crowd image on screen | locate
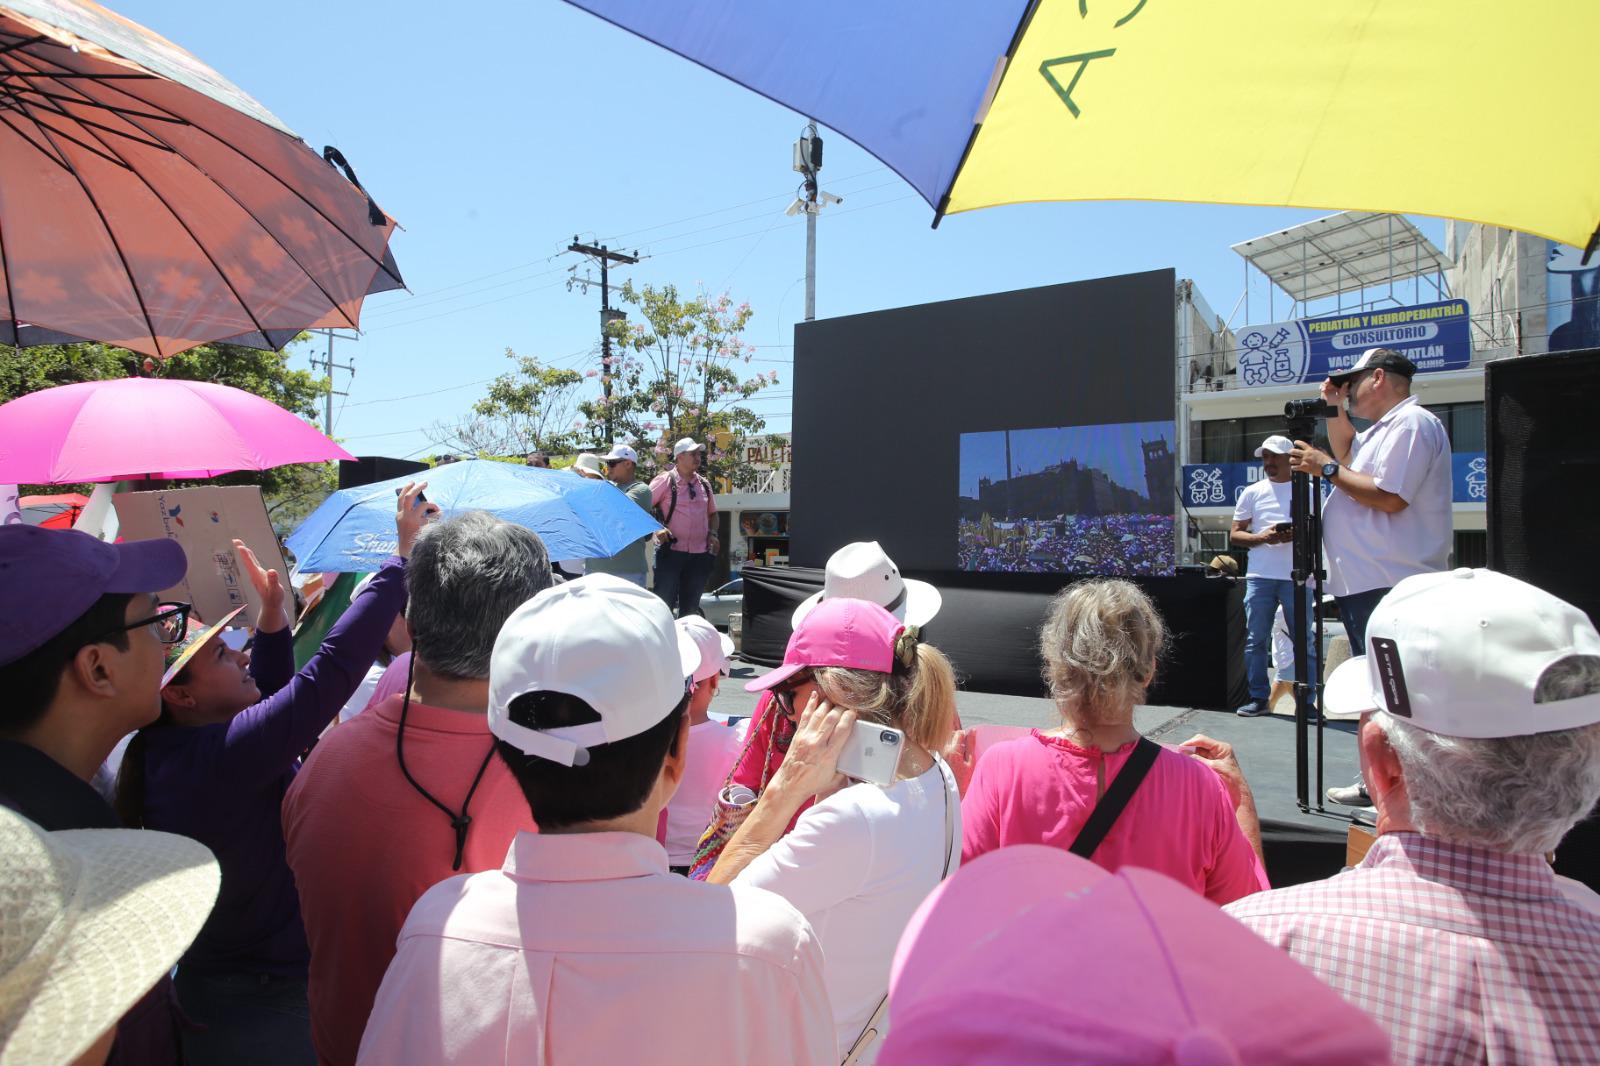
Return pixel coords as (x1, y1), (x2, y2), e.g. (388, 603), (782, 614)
(957, 513), (1176, 575)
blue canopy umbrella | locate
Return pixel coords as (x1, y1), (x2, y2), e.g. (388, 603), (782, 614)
(286, 459), (660, 572)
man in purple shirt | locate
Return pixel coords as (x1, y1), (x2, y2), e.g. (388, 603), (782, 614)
(0, 524), (190, 1065)
(115, 483), (437, 1066)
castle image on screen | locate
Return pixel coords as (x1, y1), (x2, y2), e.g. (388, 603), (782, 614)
(957, 421), (1176, 576)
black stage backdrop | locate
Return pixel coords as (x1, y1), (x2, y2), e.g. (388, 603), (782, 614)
(792, 268), (1176, 572)
(742, 565), (1247, 709)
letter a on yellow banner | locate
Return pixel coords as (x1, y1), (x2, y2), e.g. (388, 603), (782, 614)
(948, 0), (1600, 250)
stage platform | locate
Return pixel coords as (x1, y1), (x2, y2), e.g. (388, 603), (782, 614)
(711, 663), (1366, 887)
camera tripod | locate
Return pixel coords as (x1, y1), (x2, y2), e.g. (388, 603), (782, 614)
(1284, 402), (1331, 813)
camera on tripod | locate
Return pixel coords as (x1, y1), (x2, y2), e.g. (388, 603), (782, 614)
(1284, 398), (1338, 420)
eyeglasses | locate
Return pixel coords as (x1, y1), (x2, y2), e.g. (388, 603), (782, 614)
(99, 601), (192, 646)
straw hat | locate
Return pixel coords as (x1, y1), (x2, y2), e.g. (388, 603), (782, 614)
(0, 807), (220, 1064)
(161, 604), (246, 689)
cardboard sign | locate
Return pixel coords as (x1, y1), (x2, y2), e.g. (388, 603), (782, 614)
(113, 485), (289, 625)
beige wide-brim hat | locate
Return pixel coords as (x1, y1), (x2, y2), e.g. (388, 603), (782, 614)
(793, 541), (942, 629)
(0, 808), (220, 1065)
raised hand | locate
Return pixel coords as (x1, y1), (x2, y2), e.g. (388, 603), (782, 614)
(234, 539), (289, 633)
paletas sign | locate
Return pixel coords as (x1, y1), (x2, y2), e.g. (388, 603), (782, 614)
(1236, 299), (1472, 388)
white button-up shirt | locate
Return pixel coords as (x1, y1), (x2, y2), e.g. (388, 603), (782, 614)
(357, 830), (837, 1066)
(1322, 395), (1452, 596)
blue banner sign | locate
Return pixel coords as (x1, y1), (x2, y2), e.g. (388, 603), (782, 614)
(1183, 452), (1486, 509)
(1237, 299), (1473, 388)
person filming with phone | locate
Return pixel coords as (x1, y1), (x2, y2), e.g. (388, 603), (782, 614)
(705, 598), (961, 1063)
(1231, 436), (1318, 717)
(1287, 348), (1451, 807)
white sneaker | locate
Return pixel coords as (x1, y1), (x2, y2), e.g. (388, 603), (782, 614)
(1326, 780), (1371, 806)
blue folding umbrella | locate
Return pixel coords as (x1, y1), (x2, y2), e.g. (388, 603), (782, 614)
(286, 459), (661, 572)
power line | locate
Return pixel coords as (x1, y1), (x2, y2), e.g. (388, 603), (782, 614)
(357, 173), (901, 327)
(598, 166), (888, 244)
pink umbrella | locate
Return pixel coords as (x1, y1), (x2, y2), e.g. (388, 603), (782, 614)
(0, 377), (353, 483)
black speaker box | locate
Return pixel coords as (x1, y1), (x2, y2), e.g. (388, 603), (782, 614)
(337, 455), (430, 490)
(1485, 349), (1600, 625)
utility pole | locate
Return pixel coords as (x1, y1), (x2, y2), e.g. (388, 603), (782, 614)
(567, 238), (639, 444)
(308, 329), (356, 437)
(787, 122), (841, 322)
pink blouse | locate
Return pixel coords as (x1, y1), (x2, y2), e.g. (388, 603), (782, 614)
(961, 730), (1268, 904)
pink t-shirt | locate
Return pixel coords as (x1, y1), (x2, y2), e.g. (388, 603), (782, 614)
(961, 730), (1267, 904)
(650, 470), (717, 554)
(283, 693), (535, 1066)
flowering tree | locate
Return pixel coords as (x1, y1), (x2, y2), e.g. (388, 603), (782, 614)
(428, 348), (584, 458)
(584, 281), (778, 483)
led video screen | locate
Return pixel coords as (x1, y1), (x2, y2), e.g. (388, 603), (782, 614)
(791, 269), (1177, 578)
(958, 420), (1176, 575)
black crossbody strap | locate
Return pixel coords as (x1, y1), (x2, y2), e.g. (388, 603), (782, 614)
(1069, 737), (1161, 860)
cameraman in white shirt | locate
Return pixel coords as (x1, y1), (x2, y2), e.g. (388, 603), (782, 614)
(1289, 348), (1451, 806)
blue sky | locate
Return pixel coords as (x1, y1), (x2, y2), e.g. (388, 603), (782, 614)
(117, 1), (1447, 461)
(959, 421), (1173, 499)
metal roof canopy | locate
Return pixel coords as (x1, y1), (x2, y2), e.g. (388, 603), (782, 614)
(1232, 211), (1448, 303)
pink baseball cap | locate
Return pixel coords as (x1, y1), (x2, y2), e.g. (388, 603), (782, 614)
(879, 846), (1390, 1066)
(746, 597), (902, 693)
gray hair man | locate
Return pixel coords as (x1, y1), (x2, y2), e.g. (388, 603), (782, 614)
(1225, 569), (1600, 1065)
(283, 511), (553, 1066)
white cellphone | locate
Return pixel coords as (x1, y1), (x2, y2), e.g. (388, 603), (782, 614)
(836, 721), (904, 787)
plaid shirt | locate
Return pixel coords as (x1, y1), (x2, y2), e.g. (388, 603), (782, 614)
(1225, 833), (1600, 1065)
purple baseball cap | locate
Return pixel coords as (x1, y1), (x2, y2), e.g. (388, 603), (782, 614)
(0, 526), (188, 667)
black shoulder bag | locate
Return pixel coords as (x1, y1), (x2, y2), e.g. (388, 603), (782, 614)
(1069, 736), (1161, 859)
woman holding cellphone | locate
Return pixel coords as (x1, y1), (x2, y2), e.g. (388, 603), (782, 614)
(706, 597), (960, 1063)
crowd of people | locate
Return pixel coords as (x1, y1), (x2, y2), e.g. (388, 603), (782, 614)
(3, 390), (1600, 1064)
(957, 512), (1175, 575)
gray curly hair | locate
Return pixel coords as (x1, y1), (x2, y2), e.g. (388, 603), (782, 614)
(1039, 579), (1169, 725)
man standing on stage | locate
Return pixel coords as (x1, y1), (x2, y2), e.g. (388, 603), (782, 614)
(1231, 435), (1317, 717)
(1288, 347), (1451, 805)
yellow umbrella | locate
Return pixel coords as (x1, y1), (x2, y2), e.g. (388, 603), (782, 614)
(565, 1), (1600, 251)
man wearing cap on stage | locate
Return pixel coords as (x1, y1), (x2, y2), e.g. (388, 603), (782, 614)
(651, 437), (719, 617)
(1288, 347), (1450, 804)
(1225, 569), (1600, 1065)
(0, 524), (192, 1065)
(357, 575), (835, 1065)
(1232, 435), (1318, 717)
(589, 443), (655, 587)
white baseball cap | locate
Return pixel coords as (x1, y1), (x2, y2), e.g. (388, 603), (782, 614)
(1324, 568), (1600, 738)
(672, 437), (706, 458)
(793, 541), (942, 629)
(602, 444), (638, 464)
(488, 574), (698, 766)
(677, 615), (735, 683)
(1254, 435), (1294, 457)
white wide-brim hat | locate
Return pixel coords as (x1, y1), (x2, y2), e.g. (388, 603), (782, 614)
(793, 540), (942, 629)
(0, 808), (220, 1065)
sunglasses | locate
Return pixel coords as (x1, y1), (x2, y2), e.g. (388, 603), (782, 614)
(772, 673), (813, 717)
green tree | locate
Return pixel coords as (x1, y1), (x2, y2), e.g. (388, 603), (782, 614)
(427, 348), (584, 459)
(589, 282), (778, 484)
(0, 339), (336, 533)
